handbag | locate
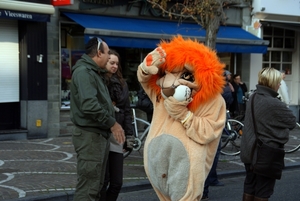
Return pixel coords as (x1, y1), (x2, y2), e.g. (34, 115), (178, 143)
(250, 93), (285, 180)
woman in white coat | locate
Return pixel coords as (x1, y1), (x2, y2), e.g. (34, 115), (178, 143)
(277, 70), (290, 107)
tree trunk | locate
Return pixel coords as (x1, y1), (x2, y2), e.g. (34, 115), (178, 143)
(205, 16), (219, 50)
(205, 0), (224, 50)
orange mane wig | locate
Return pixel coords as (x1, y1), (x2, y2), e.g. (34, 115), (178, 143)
(148, 35), (225, 112)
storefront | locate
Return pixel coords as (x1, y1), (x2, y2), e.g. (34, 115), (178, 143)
(59, 10), (269, 107)
(0, 0), (54, 140)
(53, 0), (272, 135)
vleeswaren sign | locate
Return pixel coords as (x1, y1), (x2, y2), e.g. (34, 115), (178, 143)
(52, 0), (73, 6)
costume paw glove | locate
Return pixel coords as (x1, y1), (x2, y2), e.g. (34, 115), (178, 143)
(140, 47), (166, 75)
(164, 96), (192, 122)
(123, 135), (135, 151)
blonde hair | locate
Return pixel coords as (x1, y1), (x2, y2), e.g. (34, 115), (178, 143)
(258, 67), (282, 90)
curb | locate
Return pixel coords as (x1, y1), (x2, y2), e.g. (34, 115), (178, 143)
(7, 162), (300, 201)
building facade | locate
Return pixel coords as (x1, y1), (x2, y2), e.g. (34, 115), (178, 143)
(1, 0), (299, 140)
(249, 0), (300, 120)
(0, 0), (54, 140)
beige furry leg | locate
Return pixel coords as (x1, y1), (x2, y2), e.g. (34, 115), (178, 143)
(152, 186), (171, 201)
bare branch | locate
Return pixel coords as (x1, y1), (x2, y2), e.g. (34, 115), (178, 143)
(145, 0), (245, 49)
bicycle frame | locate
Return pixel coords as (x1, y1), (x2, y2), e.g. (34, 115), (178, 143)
(221, 118), (244, 156)
(123, 108), (151, 158)
(131, 108), (151, 151)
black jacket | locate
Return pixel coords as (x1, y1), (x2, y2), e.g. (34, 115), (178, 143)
(107, 75), (133, 136)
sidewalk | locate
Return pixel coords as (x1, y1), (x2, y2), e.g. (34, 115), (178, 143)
(1, 131), (300, 201)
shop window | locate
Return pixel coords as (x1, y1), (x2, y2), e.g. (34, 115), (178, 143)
(60, 24), (85, 109)
(273, 37), (283, 48)
(61, 48), (71, 108)
(263, 51), (269, 62)
(262, 27), (295, 74)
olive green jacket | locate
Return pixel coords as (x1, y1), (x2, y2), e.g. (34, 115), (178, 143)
(70, 54), (115, 137)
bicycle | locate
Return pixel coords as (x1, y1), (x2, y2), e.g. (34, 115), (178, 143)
(226, 117), (300, 154)
(220, 118), (244, 156)
(123, 108), (151, 158)
(285, 122), (300, 153)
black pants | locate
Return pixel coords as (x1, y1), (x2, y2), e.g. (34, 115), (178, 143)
(243, 163), (276, 198)
(100, 151), (124, 201)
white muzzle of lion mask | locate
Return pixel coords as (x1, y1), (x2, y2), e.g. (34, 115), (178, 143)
(158, 71), (192, 101)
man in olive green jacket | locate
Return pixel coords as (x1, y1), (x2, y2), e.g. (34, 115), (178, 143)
(70, 37), (125, 201)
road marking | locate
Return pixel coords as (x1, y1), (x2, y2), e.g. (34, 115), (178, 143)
(124, 177), (148, 180)
(0, 184), (26, 198)
(26, 187), (75, 193)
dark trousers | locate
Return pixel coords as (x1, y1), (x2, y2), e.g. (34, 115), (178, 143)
(72, 127), (110, 201)
(100, 151), (124, 201)
(243, 163), (276, 198)
(203, 140), (221, 196)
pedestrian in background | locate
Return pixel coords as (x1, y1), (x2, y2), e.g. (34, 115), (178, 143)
(201, 141), (223, 200)
(136, 86), (154, 122)
(100, 49), (134, 201)
(277, 70), (290, 107)
(240, 67), (296, 201)
(225, 70), (233, 83)
(230, 74), (247, 117)
(222, 70), (234, 110)
(70, 37), (125, 201)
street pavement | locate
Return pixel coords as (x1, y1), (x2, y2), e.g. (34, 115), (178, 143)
(118, 168), (300, 201)
(0, 128), (300, 201)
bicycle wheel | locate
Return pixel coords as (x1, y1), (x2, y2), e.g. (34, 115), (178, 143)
(220, 119), (244, 156)
(234, 115), (244, 123)
(220, 128), (238, 151)
(285, 122), (300, 153)
(123, 119), (150, 159)
(123, 136), (145, 158)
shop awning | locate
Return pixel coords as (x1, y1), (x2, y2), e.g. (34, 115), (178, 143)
(63, 12), (269, 53)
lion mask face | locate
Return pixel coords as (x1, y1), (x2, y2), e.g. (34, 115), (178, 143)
(147, 35), (225, 112)
(157, 69), (194, 101)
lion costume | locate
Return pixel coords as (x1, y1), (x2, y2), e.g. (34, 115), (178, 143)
(137, 35), (226, 201)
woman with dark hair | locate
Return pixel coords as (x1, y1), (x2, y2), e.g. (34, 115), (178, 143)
(100, 50), (134, 201)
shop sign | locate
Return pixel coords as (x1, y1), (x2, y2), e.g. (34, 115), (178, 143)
(52, 0), (73, 6)
(0, 9), (50, 22)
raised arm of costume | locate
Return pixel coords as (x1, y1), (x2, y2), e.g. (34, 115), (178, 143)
(138, 47), (166, 75)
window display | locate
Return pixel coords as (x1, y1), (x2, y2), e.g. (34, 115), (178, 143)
(61, 48), (71, 108)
